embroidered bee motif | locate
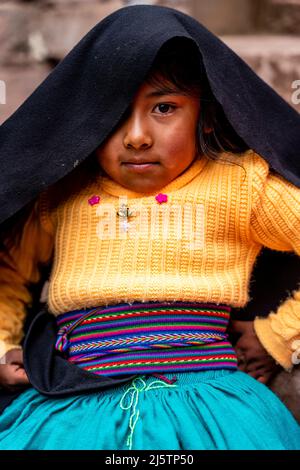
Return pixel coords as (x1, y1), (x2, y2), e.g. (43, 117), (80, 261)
(117, 204), (136, 232)
(117, 204), (134, 219)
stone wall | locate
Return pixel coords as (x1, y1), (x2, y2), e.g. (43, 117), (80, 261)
(222, 35), (300, 106)
(258, 0), (300, 34)
(0, 0), (125, 122)
(0, 0), (299, 123)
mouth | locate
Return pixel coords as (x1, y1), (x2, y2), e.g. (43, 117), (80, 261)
(121, 161), (159, 172)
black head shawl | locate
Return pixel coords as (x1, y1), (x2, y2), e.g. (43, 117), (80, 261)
(0, 4), (300, 226)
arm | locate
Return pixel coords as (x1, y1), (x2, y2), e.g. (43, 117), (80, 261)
(228, 250), (300, 383)
(0, 195), (54, 358)
(250, 171), (300, 371)
(231, 249), (300, 321)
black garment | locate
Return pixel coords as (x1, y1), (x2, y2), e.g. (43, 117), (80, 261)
(0, 5), (299, 226)
(0, 308), (136, 413)
(231, 249), (300, 321)
(0, 5), (299, 410)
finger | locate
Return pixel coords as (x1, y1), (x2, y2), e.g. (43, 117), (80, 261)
(9, 349), (23, 365)
(237, 359), (247, 369)
(245, 360), (274, 372)
(235, 348), (246, 360)
(5, 349), (24, 366)
(259, 365), (282, 384)
(237, 362), (247, 372)
(248, 370), (269, 382)
(257, 376), (269, 384)
(236, 349), (248, 371)
(257, 370), (278, 384)
(13, 367), (29, 383)
(248, 366), (277, 384)
(230, 321), (253, 334)
(7, 377), (30, 389)
(4, 365), (29, 387)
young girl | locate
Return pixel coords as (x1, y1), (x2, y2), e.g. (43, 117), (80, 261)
(0, 5), (299, 450)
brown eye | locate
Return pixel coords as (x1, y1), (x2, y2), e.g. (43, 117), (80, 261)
(158, 104), (170, 113)
(154, 103), (175, 114)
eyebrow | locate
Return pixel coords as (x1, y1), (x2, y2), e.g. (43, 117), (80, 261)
(145, 89), (183, 98)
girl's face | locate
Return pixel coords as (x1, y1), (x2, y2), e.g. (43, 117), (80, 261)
(96, 79), (200, 194)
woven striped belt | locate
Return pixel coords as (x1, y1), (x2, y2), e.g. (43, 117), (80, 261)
(55, 302), (238, 376)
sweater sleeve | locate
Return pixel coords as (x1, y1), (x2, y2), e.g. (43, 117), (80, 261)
(0, 194), (54, 358)
(250, 168), (300, 370)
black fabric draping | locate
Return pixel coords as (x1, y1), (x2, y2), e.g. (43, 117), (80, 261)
(0, 309), (136, 413)
(231, 250), (300, 321)
(0, 5), (299, 410)
(0, 5), (299, 226)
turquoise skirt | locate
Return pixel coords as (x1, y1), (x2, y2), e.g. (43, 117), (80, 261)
(0, 370), (299, 450)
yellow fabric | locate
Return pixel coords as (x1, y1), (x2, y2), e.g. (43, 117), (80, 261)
(0, 150), (299, 369)
(0, 199), (54, 356)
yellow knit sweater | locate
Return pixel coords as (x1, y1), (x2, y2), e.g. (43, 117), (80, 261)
(0, 150), (299, 369)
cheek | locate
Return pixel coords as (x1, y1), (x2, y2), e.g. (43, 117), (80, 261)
(96, 139), (118, 169)
(162, 124), (196, 157)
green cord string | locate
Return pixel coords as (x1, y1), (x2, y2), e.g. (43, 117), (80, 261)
(119, 376), (177, 450)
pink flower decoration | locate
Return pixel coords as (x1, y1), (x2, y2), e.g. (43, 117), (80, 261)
(88, 195), (100, 206)
(155, 193), (168, 204)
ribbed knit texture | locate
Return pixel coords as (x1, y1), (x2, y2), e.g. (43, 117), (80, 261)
(54, 302), (237, 375)
(45, 152), (265, 312)
(0, 150), (299, 368)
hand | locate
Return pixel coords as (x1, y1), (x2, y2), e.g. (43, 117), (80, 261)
(229, 320), (281, 385)
(0, 348), (30, 391)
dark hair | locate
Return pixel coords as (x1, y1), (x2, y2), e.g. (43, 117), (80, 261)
(145, 38), (249, 160)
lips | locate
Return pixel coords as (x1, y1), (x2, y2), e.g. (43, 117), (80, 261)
(122, 160), (159, 165)
(122, 161), (159, 173)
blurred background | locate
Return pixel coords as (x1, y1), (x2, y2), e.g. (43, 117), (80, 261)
(0, 0), (299, 123)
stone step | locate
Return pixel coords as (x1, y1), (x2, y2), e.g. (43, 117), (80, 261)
(258, 0), (300, 34)
(123, 0), (192, 14)
(0, 1), (124, 66)
(1, 3), (300, 124)
(192, 0), (300, 35)
(0, 64), (51, 124)
(222, 35), (300, 110)
(193, 0), (258, 35)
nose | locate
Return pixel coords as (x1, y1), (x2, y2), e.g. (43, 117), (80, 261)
(123, 113), (153, 150)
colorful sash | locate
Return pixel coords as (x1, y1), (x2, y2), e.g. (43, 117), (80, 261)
(55, 302), (237, 376)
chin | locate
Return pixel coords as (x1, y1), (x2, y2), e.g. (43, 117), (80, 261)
(121, 179), (164, 194)
(130, 185), (159, 194)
